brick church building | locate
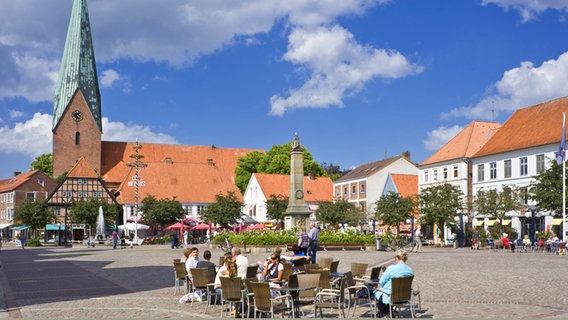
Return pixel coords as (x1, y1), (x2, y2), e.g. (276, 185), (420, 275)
(48, 0), (260, 241)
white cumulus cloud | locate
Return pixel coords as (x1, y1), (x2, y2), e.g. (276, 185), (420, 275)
(269, 25), (423, 116)
(100, 69), (131, 93)
(0, 113), (178, 158)
(442, 51), (568, 120)
(423, 125), (464, 151)
(482, 0), (568, 21)
(9, 110), (25, 119)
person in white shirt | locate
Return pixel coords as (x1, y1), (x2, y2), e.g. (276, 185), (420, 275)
(185, 247), (200, 275)
(232, 247), (249, 278)
(414, 227), (423, 253)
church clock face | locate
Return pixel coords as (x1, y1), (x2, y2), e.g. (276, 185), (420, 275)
(72, 110), (83, 122)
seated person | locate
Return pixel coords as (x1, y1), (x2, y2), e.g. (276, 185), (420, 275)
(522, 235), (531, 251)
(262, 253), (283, 282)
(281, 245), (309, 266)
(501, 234), (515, 252)
(196, 250), (216, 271)
(214, 255), (238, 294)
(374, 249), (414, 318)
(257, 248), (283, 272)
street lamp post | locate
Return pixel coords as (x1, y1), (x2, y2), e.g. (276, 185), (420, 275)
(454, 213), (464, 248)
(126, 140), (147, 247)
(525, 208), (536, 243)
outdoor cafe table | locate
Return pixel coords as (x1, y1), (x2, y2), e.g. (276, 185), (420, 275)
(271, 284), (316, 318)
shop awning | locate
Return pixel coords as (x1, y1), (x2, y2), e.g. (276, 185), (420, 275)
(552, 218), (564, 226)
(486, 220), (497, 226)
(11, 225), (31, 231)
(474, 220), (484, 227)
(502, 219), (511, 226)
(45, 224), (66, 231)
(0, 223), (13, 229)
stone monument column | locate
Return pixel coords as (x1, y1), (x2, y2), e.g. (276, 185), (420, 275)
(284, 134), (311, 230)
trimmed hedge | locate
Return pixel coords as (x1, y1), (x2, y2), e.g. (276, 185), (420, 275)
(214, 228), (376, 246)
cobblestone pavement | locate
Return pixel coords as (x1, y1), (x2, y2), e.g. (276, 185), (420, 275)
(0, 242), (567, 319)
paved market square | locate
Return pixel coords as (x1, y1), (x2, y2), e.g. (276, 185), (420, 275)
(0, 243), (567, 319)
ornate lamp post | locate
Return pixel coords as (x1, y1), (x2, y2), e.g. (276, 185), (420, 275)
(126, 140), (147, 246)
(525, 208), (536, 243)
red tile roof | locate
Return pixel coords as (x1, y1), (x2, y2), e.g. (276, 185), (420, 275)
(390, 174), (418, 198)
(474, 96), (568, 157)
(0, 170), (39, 192)
(253, 173), (333, 202)
(101, 142), (263, 203)
(421, 121), (501, 165)
(67, 157), (99, 178)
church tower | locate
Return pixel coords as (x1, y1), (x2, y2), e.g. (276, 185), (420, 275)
(52, 0), (102, 177)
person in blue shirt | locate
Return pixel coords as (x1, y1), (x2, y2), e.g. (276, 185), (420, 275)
(374, 249), (414, 317)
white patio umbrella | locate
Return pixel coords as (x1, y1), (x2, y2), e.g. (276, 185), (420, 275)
(118, 222), (150, 231)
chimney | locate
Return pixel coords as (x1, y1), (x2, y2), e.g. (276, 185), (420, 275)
(14, 171), (21, 177)
(207, 158), (215, 167)
(308, 171), (315, 181)
(402, 151), (411, 160)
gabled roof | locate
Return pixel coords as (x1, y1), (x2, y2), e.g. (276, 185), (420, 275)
(67, 157), (99, 178)
(253, 173), (333, 202)
(335, 155), (406, 182)
(421, 121), (501, 165)
(474, 96), (568, 158)
(0, 170), (42, 193)
(390, 174), (418, 198)
(101, 141), (263, 203)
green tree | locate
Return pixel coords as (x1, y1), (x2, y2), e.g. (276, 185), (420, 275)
(140, 195), (185, 228)
(475, 186), (523, 233)
(374, 192), (416, 235)
(316, 199), (363, 227)
(30, 153), (53, 177)
(200, 191), (243, 226)
(418, 183), (464, 237)
(530, 159), (564, 215)
(69, 199), (118, 230)
(234, 142), (327, 193)
(265, 194), (288, 224)
(320, 162), (348, 181)
(14, 200), (54, 232)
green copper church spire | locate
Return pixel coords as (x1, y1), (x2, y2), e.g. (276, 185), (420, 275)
(53, 0), (102, 132)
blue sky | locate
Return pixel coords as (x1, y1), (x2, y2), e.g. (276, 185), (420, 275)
(1, 0), (568, 179)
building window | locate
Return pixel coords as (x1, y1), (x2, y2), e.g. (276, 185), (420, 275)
(7, 207), (14, 220)
(442, 167), (448, 180)
(520, 187), (529, 205)
(536, 154), (545, 173)
(477, 164), (484, 182)
(344, 187), (347, 196)
(351, 186), (356, 194)
(197, 205), (204, 215)
(26, 192), (35, 201)
(75, 131), (80, 145)
(424, 170), (429, 183)
(433, 169), (438, 181)
(453, 165), (458, 178)
(520, 157), (528, 176)
(504, 160), (511, 178)
(360, 184), (365, 193)
(490, 162), (497, 180)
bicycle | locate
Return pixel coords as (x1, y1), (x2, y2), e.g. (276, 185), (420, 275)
(386, 235), (414, 252)
(219, 237), (233, 253)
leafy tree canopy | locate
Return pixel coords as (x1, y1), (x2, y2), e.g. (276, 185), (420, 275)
(418, 183), (464, 229)
(530, 159), (564, 215)
(374, 191), (416, 234)
(14, 200), (54, 231)
(474, 186), (523, 223)
(234, 142), (327, 193)
(320, 162), (349, 181)
(200, 191), (243, 226)
(69, 199), (118, 228)
(265, 194), (288, 223)
(316, 199), (363, 227)
(30, 153), (53, 177)
(140, 195), (185, 228)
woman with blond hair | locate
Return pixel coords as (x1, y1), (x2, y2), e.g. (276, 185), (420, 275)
(374, 249), (414, 317)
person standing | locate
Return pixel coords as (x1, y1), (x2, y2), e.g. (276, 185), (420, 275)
(413, 226), (423, 253)
(308, 223), (319, 263)
(20, 233), (26, 249)
(298, 225), (310, 255)
(472, 229), (480, 250)
(111, 230), (118, 249)
(183, 229), (189, 247)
